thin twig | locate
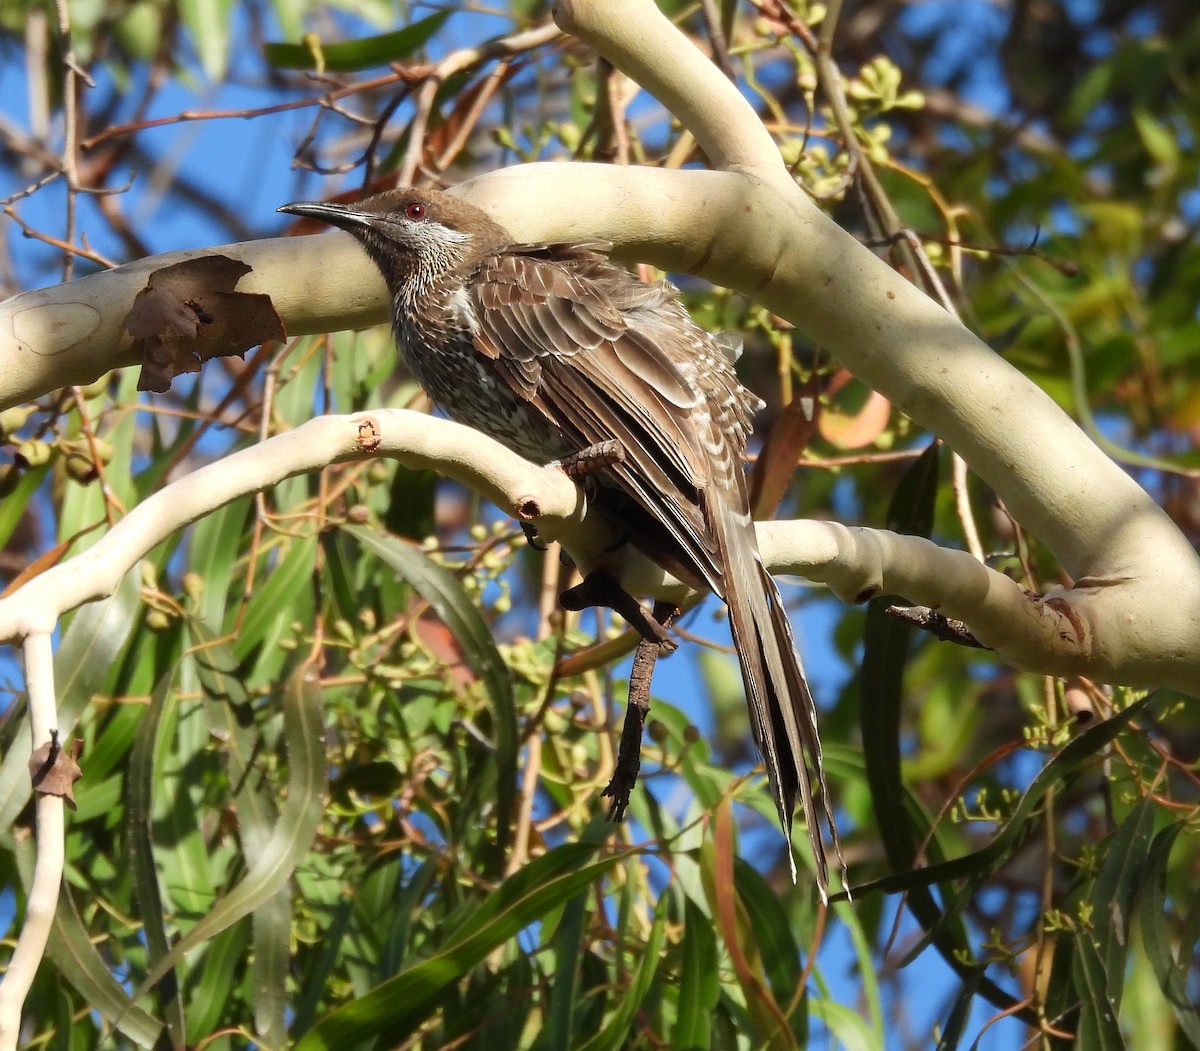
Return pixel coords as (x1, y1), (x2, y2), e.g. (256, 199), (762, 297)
(602, 62), (632, 166)
(24, 8), (50, 140)
(398, 77), (440, 187)
(67, 387), (123, 524)
(81, 69), (417, 150)
(793, 447), (924, 468)
(952, 452), (986, 562)
(432, 60), (513, 172)
(3, 206), (117, 268)
(697, 0), (735, 80)
(53, 0), (84, 281)
(0, 170), (63, 209)
(360, 88), (413, 186)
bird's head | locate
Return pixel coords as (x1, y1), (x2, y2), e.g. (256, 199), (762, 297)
(279, 188), (512, 297)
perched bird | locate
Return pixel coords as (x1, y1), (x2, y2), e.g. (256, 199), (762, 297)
(279, 188), (843, 898)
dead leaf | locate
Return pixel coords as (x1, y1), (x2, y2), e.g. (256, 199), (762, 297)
(126, 255), (285, 393)
(818, 370), (893, 450)
(0, 519), (104, 598)
(749, 376), (821, 519)
(413, 613), (476, 693)
(426, 61), (525, 162)
(28, 733), (84, 809)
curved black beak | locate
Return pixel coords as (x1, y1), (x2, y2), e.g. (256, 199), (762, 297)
(278, 200), (373, 231)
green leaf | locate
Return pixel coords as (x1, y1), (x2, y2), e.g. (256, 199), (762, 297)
(0, 463), (47, 550)
(1042, 931), (1079, 1051)
(126, 653), (187, 1044)
(132, 659), (327, 998)
(934, 969), (983, 1051)
(196, 636), (279, 857)
(1137, 823), (1200, 1047)
(1085, 792), (1157, 1011)
(252, 884), (292, 1045)
(75, 699), (142, 785)
(732, 858), (804, 1027)
(344, 524), (517, 859)
(673, 897), (719, 1051)
(384, 466), (438, 542)
(263, 11), (450, 72)
(293, 897), (355, 1039)
(294, 844), (624, 1050)
(188, 496), (250, 634)
(1073, 933), (1127, 1051)
(861, 441), (939, 874)
(576, 889), (668, 1051)
(154, 650), (219, 916)
(545, 890), (588, 1049)
(1132, 108), (1179, 172)
(809, 999), (878, 1051)
(233, 532), (316, 667)
(68, 770), (122, 822)
(319, 529), (360, 623)
(184, 921), (251, 1036)
(23, 846), (162, 1048)
(180, 0), (233, 79)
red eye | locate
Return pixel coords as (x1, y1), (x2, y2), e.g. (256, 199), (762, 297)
(404, 201), (426, 221)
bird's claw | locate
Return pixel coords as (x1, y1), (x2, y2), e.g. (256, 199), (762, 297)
(559, 571), (677, 652)
(519, 521), (548, 551)
(550, 439), (627, 482)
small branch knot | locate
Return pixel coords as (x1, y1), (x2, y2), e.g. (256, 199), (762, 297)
(355, 415), (382, 451)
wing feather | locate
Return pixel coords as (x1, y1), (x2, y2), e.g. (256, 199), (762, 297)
(469, 245), (726, 589)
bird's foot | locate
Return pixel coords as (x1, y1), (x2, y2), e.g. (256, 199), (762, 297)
(559, 571), (676, 653)
(602, 600), (679, 821)
(519, 521), (548, 551)
(550, 439), (626, 482)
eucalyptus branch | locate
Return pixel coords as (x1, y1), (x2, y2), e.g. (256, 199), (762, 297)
(0, 411), (583, 647)
(0, 413), (1193, 700)
(0, 633), (62, 1051)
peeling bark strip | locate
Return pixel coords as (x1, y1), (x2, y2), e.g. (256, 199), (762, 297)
(125, 255), (285, 393)
(28, 732), (83, 810)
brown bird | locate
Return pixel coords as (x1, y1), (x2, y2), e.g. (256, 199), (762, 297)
(279, 188), (843, 898)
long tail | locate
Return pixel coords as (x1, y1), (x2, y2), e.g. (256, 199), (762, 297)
(707, 490), (845, 901)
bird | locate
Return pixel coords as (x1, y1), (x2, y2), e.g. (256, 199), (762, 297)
(279, 187), (844, 899)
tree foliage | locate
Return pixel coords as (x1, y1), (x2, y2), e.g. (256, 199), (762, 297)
(0, 1), (1198, 1049)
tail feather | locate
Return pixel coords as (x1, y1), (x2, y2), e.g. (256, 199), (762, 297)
(707, 491), (845, 901)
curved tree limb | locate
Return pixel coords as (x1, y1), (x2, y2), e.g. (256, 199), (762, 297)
(0, 412), (584, 646)
(0, 411), (1191, 696)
